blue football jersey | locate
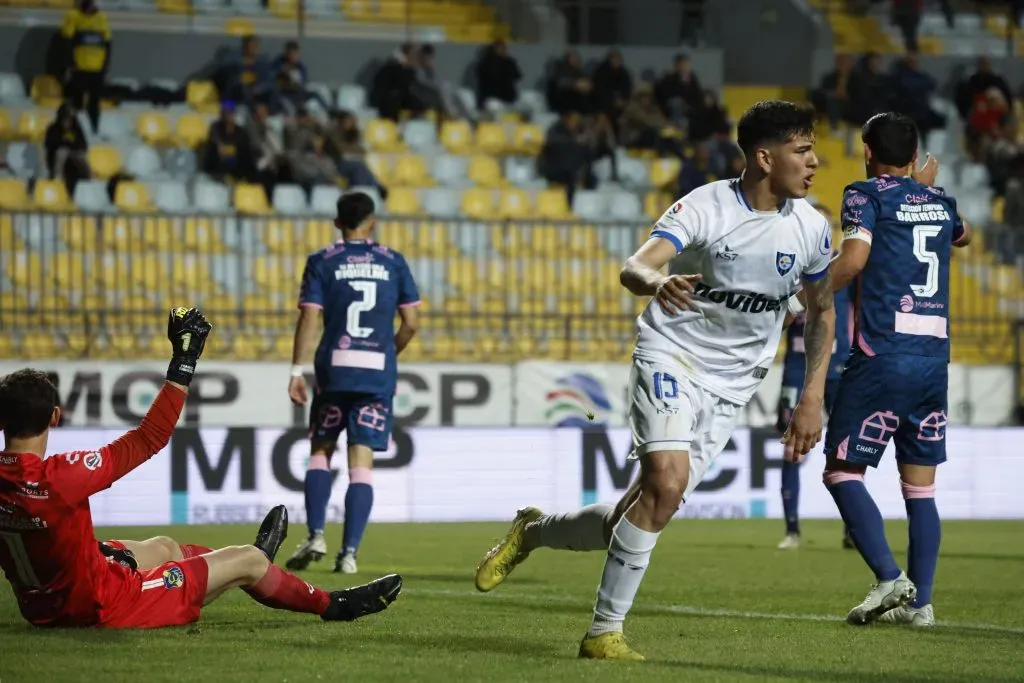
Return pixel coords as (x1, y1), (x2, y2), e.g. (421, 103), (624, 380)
(298, 239), (420, 395)
(840, 175), (967, 359)
(781, 282), (853, 386)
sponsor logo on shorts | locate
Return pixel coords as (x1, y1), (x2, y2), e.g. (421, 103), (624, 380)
(83, 452), (103, 471)
(162, 565), (185, 589)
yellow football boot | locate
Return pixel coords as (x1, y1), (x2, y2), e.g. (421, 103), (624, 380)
(474, 507), (543, 592)
(578, 632), (645, 661)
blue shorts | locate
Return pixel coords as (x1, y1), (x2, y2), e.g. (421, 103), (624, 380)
(775, 378), (841, 435)
(823, 353), (948, 468)
(308, 391), (393, 453)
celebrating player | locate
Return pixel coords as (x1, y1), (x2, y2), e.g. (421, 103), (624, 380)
(813, 113), (969, 627)
(286, 191), (421, 574)
(0, 308), (402, 629)
(475, 101), (836, 660)
(776, 204), (855, 551)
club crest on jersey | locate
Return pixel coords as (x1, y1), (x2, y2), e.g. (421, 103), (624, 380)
(775, 252), (796, 276)
(162, 566), (185, 589)
(669, 201), (684, 214)
(83, 451), (102, 471)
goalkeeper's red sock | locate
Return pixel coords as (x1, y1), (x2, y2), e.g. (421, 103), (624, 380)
(179, 544), (213, 559)
(244, 563), (331, 615)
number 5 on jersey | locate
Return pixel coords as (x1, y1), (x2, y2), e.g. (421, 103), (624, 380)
(346, 281), (377, 338)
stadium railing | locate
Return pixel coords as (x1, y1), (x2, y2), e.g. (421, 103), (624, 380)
(1, 211), (1022, 365)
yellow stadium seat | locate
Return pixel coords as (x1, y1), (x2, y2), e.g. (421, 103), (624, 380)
(393, 155), (433, 187)
(7, 252), (40, 287)
(440, 120), (473, 155)
(87, 145), (122, 179)
(17, 110), (47, 142)
(175, 114), (210, 148)
(136, 112), (171, 146)
(170, 258), (214, 296)
(497, 188), (533, 219)
(475, 122), (508, 155)
(0, 334), (17, 358)
(62, 215), (99, 250)
(650, 158), (681, 190)
(386, 188), (421, 217)
(140, 217), (174, 251)
(364, 119), (403, 152)
(186, 80), (220, 114)
(461, 188), (495, 219)
(253, 256), (290, 292)
(263, 220), (296, 253)
(229, 335), (263, 361)
(536, 189), (571, 220)
(644, 191), (671, 220)
(21, 332), (57, 360)
(0, 109), (12, 140)
(105, 333), (138, 358)
(155, 0), (191, 13)
(365, 154), (394, 186)
(267, 0), (296, 17)
(115, 182), (153, 212)
(225, 16), (255, 34)
(302, 220), (335, 251)
(30, 75), (62, 107)
(527, 225), (561, 255)
(127, 255), (166, 290)
(140, 332), (170, 359)
(0, 179), (31, 210)
(49, 252), (87, 289)
(513, 123), (544, 155)
(414, 221), (453, 257)
(32, 179), (71, 211)
(271, 334), (293, 361)
(182, 218), (227, 253)
(468, 155), (503, 188)
(567, 225), (599, 257)
(376, 220), (412, 250)
(235, 184), (272, 215)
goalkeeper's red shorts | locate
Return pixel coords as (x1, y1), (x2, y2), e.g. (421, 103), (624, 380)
(96, 550), (209, 629)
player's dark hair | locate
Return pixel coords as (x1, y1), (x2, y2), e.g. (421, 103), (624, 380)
(335, 192), (376, 231)
(736, 100), (815, 157)
(862, 112), (919, 168)
(0, 369), (60, 439)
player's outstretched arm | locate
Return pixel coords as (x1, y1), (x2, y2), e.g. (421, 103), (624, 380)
(288, 307), (320, 406)
(620, 237), (701, 314)
(48, 308), (212, 504)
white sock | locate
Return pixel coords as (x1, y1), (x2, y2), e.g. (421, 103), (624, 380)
(522, 504), (613, 552)
(588, 516), (660, 637)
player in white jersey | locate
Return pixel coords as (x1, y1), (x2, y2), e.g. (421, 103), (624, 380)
(473, 101), (837, 660)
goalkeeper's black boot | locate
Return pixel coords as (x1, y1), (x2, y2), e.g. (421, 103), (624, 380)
(321, 574), (403, 622)
(255, 505), (289, 562)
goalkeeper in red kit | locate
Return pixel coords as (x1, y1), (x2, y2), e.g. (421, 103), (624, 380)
(0, 308), (401, 629)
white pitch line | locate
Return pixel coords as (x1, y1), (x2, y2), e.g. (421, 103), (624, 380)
(407, 587), (1024, 636)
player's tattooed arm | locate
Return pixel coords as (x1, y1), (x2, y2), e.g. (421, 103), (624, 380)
(621, 236), (702, 314)
(801, 270), (836, 399)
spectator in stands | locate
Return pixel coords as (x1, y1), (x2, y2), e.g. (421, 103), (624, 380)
(986, 115), (1022, 196)
(271, 40), (328, 113)
(284, 106), (338, 189)
(846, 52), (891, 126)
(411, 44), (466, 120)
(226, 35), (272, 111)
(59, 0), (111, 136)
(44, 103), (90, 196)
(547, 50), (593, 115)
(708, 125), (743, 179)
(686, 89), (729, 143)
(676, 143), (714, 196)
(679, 0), (707, 46)
(889, 51), (945, 145)
(202, 101), (256, 184)
(323, 110), (389, 199)
(593, 49), (633, 123)
(1002, 155), (1024, 230)
(891, 0), (922, 52)
(810, 53), (854, 131)
(955, 57), (1012, 121)
(654, 54), (704, 122)
(619, 83), (683, 157)
(370, 43), (423, 122)
(969, 87), (1009, 141)
(476, 39), (521, 111)
(585, 112), (619, 183)
(538, 110), (597, 205)
(246, 102), (285, 198)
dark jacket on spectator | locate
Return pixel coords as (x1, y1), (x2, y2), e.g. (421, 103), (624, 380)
(203, 118), (255, 180)
(890, 61), (937, 121)
(846, 56), (892, 125)
(370, 51), (419, 120)
(539, 119), (589, 179)
(476, 42), (521, 107)
(593, 56), (632, 113)
(44, 111), (87, 178)
(654, 69), (703, 117)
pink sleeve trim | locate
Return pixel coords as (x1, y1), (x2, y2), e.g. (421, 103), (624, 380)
(399, 300), (422, 308)
(298, 302), (323, 310)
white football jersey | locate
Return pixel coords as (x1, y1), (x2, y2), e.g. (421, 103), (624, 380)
(635, 179), (832, 405)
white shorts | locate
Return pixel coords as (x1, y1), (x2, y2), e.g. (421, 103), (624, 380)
(629, 356), (742, 500)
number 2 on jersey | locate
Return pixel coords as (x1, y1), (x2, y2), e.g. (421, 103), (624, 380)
(0, 530), (41, 588)
(911, 225), (942, 298)
(346, 281), (377, 338)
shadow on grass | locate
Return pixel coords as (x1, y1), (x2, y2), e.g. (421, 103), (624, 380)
(684, 541), (1024, 564)
(651, 659), (1021, 683)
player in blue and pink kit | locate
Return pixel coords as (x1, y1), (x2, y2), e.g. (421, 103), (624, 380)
(818, 113), (970, 627)
(286, 191), (421, 575)
(776, 208), (855, 551)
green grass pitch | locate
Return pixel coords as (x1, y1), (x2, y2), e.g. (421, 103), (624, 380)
(1, 519), (1022, 683)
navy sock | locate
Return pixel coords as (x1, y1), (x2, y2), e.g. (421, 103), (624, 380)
(341, 482), (374, 555)
(303, 457), (333, 538)
(781, 460), (801, 535)
(827, 478), (900, 581)
(905, 495), (940, 607)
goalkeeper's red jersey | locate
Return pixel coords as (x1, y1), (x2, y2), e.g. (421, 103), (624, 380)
(0, 385), (184, 626)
